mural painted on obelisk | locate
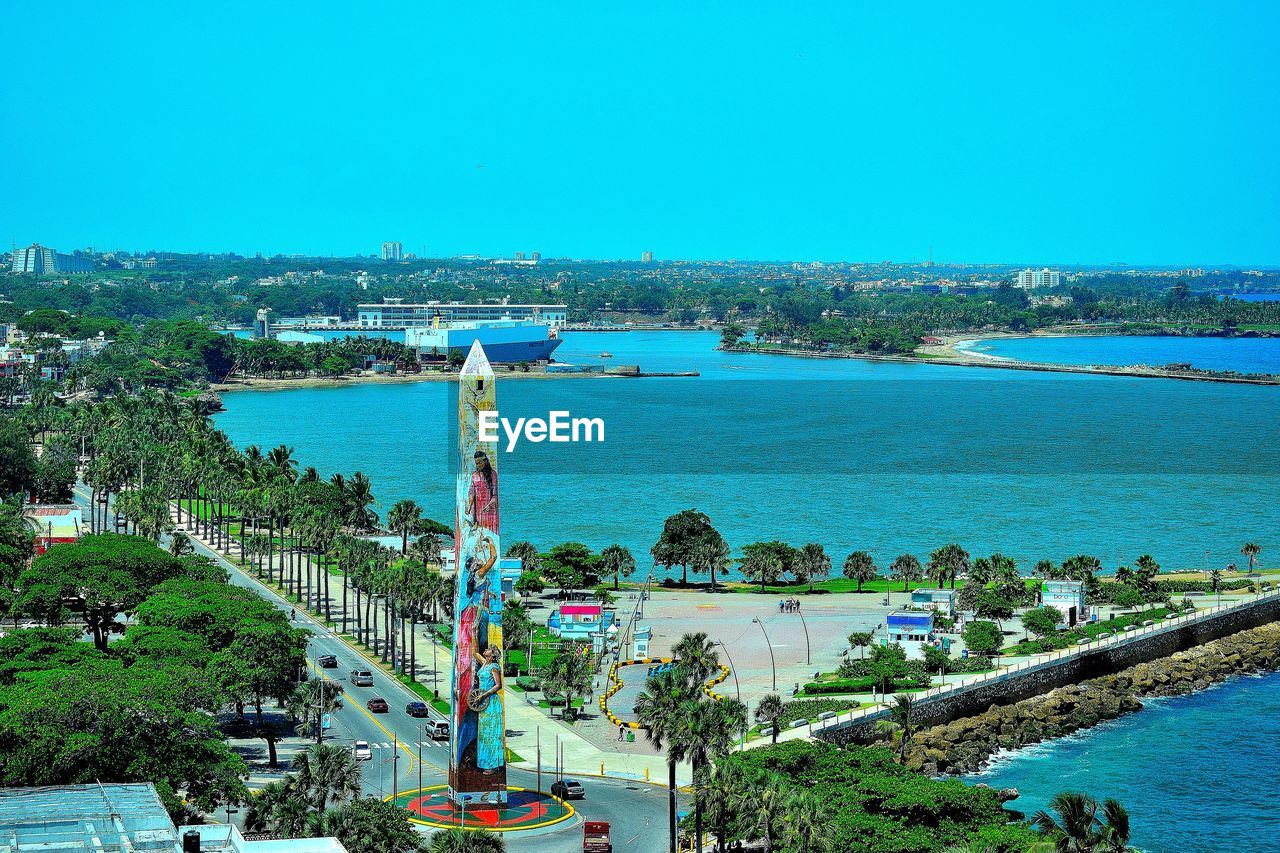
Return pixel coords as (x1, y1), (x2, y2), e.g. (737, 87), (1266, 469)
(450, 341), (507, 804)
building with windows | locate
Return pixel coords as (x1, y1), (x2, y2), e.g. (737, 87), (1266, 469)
(381, 241), (403, 261)
(883, 611), (936, 660)
(357, 300), (567, 330)
(641, 251), (654, 263)
(1042, 580), (1088, 625)
(0, 783), (347, 853)
(1016, 268), (1061, 289)
(910, 588), (957, 618)
(11, 244), (93, 275)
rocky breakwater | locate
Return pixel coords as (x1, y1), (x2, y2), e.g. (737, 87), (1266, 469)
(900, 622), (1280, 776)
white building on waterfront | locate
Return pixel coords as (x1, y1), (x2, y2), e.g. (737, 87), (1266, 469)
(357, 299), (567, 330)
(1042, 580), (1087, 625)
(884, 611), (936, 660)
(910, 588), (957, 618)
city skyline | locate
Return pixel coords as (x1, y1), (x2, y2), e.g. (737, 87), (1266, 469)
(4, 3), (1279, 265)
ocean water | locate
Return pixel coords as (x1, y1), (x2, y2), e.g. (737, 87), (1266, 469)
(967, 671), (1280, 852)
(212, 332), (1279, 577)
(959, 335), (1280, 374)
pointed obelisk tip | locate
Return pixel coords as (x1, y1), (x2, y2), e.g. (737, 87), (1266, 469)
(460, 339), (494, 377)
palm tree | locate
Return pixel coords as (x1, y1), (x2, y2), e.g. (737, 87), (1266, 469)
(754, 692), (785, 744)
(697, 761), (746, 853)
(1032, 791), (1133, 852)
(1210, 568), (1225, 605)
(784, 788), (832, 853)
(388, 499), (423, 554)
(634, 669), (696, 853)
(848, 630), (873, 660)
(291, 743), (362, 811)
(1242, 542), (1262, 576)
(429, 828), (505, 851)
(684, 698), (747, 851)
(543, 646), (593, 720)
(292, 677), (345, 745)
(928, 543), (971, 589)
(889, 694), (915, 759)
(742, 770), (788, 851)
(796, 543), (831, 592)
(842, 550), (878, 592)
(672, 631), (719, 688)
(599, 543), (637, 590)
(889, 553), (923, 592)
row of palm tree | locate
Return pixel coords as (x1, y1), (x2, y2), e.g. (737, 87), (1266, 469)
(634, 632), (748, 853)
(53, 392), (457, 684)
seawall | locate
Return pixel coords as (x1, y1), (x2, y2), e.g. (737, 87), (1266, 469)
(815, 593), (1280, 748)
(901, 621), (1280, 774)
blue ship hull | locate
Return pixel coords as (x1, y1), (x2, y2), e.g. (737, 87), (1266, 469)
(469, 336), (563, 363)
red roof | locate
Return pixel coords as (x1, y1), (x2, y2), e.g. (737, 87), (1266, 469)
(561, 604), (602, 616)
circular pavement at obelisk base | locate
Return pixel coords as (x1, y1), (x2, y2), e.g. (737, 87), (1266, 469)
(389, 786), (575, 832)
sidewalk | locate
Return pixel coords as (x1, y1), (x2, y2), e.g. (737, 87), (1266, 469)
(168, 506), (691, 787)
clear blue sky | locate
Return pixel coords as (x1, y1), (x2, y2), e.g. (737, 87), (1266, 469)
(4, 2), (1277, 264)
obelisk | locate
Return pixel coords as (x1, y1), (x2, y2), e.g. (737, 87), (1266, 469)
(449, 341), (508, 806)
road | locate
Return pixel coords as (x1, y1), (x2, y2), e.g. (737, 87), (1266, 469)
(75, 487), (672, 851)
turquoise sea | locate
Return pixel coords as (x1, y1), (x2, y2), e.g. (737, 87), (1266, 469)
(213, 331), (1280, 576)
(966, 670), (1280, 852)
(959, 334), (1280, 374)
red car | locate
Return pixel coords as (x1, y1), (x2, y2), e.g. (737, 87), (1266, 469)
(366, 698), (389, 713)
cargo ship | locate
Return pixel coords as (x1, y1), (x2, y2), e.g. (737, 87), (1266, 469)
(404, 318), (563, 364)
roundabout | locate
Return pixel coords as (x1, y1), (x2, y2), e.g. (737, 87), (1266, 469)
(389, 785), (575, 832)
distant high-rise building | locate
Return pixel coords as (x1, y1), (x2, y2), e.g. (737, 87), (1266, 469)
(514, 251), (525, 261)
(530, 251), (541, 262)
(253, 308), (272, 340)
(1016, 268), (1060, 289)
(641, 251), (654, 263)
(381, 242), (403, 261)
(11, 244), (93, 275)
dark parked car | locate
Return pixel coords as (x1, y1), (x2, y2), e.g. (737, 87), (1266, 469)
(406, 701), (431, 718)
(317, 654), (338, 668)
(366, 697), (390, 713)
(551, 779), (585, 800)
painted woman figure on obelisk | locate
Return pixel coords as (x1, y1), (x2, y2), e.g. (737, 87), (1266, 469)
(449, 341), (507, 806)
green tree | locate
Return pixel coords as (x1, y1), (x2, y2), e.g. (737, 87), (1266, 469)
(962, 620), (1003, 656)
(1021, 606), (1064, 639)
(847, 630), (873, 660)
(889, 553), (923, 592)
(429, 828), (504, 851)
(842, 550), (878, 592)
(1241, 542), (1262, 575)
(796, 543), (831, 592)
(319, 797), (427, 853)
(540, 542), (599, 593)
(13, 533), (187, 649)
(635, 669), (697, 853)
(1032, 792), (1133, 853)
(928, 543), (970, 589)
(973, 590), (1015, 630)
(719, 322), (745, 349)
(291, 743), (362, 811)
(599, 543), (636, 590)
(754, 693), (785, 744)
(651, 508), (725, 586)
(542, 645), (592, 719)
(387, 499), (423, 553)
(888, 694), (916, 760)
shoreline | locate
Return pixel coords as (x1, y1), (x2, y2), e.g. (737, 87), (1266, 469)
(732, 331), (1280, 386)
(210, 369), (644, 392)
(901, 620), (1280, 777)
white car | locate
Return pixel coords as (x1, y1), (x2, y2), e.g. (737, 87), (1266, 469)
(352, 740), (372, 761)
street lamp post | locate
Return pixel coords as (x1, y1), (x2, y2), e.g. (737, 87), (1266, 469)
(752, 618), (777, 691)
(713, 640), (745, 750)
(795, 608), (810, 665)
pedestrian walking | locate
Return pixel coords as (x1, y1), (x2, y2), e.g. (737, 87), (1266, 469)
(618, 725), (625, 741)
